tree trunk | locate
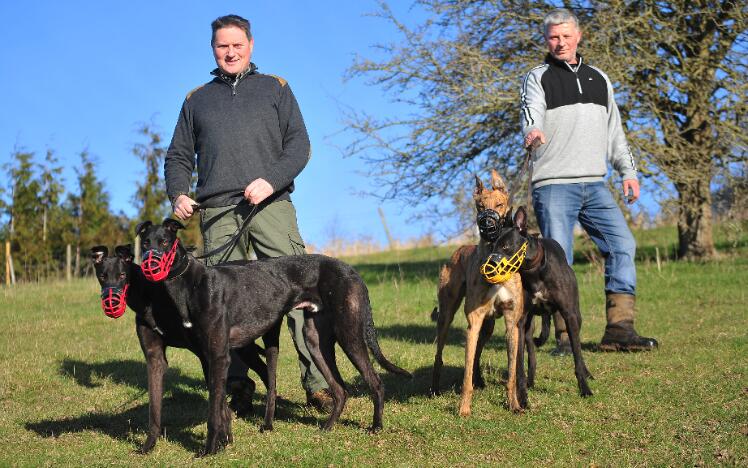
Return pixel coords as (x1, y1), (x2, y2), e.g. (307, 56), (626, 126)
(675, 179), (717, 260)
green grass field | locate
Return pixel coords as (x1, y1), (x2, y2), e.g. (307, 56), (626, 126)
(1, 224), (746, 466)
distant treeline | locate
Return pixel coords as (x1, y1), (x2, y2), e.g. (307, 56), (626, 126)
(0, 125), (201, 283)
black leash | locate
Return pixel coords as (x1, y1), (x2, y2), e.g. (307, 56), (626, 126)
(508, 139), (541, 209)
(194, 201), (260, 263)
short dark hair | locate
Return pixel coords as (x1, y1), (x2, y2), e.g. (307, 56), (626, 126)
(211, 14), (252, 46)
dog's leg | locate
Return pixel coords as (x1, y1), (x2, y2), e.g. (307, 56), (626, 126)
(502, 278), (525, 413)
(524, 312), (537, 389)
(202, 325), (231, 456)
(338, 321), (386, 432)
(515, 310), (529, 409)
(236, 342), (269, 390)
(560, 307), (593, 397)
(459, 302), (488, 417)
(473, 317), (495, 389)
(259, 323), (281, 432)
(431, 262), (465, 395)
(303, 314), (347, 431)
(137, 325), (167, 454)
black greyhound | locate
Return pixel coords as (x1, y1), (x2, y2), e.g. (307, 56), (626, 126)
(90, 245), (267, 454)
(483, 207), (593, 401)
(136, 218), (411, 455)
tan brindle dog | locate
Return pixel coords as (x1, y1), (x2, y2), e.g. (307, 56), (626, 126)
(431, 170), (526, 415)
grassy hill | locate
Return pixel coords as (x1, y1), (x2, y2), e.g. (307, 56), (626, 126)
(0, 224), (746, 466)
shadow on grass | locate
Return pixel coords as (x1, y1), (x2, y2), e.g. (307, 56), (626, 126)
(24, 358), (329, 453)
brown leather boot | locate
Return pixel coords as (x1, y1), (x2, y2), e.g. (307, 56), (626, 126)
(306, 388), (334, 413)
(226, 377), (256, 418)
(550, 311), (572, 356)
(599, 293), (658, 352)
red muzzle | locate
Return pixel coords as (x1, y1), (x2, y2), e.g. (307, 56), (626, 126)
(141, 238), (179, 282)
(101, 284), (129, 318)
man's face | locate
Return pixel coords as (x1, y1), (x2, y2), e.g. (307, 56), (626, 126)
(545, 22), (582, 63)
(212, 26), (253, 76)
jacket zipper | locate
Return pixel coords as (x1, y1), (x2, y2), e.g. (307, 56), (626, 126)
(567, 61), (583, 94)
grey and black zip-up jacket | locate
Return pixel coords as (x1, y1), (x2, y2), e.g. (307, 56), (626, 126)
(520, 54), (637, 188)
(165, 62), (311, 208)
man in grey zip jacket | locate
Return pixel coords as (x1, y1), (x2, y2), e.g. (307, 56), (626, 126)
(165, 14), (333, 413)
(520, 8), (658, 352)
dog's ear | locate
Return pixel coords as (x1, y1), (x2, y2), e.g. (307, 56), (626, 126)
(163, 218), (185, 233)
(114, 245), (134, 263)
(514, 206), (528, 235)
(135, 221), (152, 237)
(90, 246), (108, 264)
(473, 175), (485, 195)
(504, 206), (514, 225)
(490, 169), (507, 193)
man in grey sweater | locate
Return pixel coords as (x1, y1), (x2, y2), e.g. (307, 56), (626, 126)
(165, 14), (332, 412)
(520, 8), (658, 353)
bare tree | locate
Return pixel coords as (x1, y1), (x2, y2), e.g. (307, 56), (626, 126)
(346, 0), (747, 259)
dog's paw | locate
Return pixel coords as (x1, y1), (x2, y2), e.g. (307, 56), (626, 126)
(367, 424), (382, 434)
(199, 433), (228, 457)
(259, 423), (274, 433)
(138, 435), (158, 455)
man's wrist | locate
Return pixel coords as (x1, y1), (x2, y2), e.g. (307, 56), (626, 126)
(170, 192), (189, 207)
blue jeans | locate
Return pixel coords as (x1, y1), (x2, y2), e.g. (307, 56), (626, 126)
(532, 182), (636, 295)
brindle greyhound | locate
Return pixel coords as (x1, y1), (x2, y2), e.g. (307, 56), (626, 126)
(90, 245), (267, 454)
(136, 219), (411, 455)
(431, 171), (527, 415)
(91, 245), (268, 453)
(491, 207), (593, 398)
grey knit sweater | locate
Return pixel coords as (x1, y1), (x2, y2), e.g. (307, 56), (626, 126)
(165, 63), (311, 208)
(520, 54), (637, 188)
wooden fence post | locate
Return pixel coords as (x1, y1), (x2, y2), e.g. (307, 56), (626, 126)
(66, 244), (72, 281)
(5, 241), (9, 286)
(378, 207), (396, 251)
(134, 234), (141, 265)
(5, 241), (15, 285)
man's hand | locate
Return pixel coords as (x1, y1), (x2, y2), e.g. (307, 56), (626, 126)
(173, 194), (199, 220)
(622, 179), (640, 204)
(524, 129), (546, 149)
(244, 178), (274, 205)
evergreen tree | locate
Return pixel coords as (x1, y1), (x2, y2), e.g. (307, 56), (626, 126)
(131, 124), (170, 225)
(2, 149), (44, 281)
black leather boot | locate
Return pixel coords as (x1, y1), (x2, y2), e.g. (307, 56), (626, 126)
(599, 293), (658, 352)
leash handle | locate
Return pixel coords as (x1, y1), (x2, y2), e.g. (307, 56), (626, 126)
(194, 202), (259, 261)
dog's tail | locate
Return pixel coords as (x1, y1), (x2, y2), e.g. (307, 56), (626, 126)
(364, 306), (412, 378)
(533, 314), (551, 347)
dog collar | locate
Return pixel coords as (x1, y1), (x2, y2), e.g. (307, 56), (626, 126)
(480, 241), (528, 284)
(521, 238), (544, 273)
(164, 255), (191, 281)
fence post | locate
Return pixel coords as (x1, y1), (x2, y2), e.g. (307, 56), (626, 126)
(5, 241), (15, 285)
(134, 234), (141, 265)
(5, 241), (9, 286)
(66, 244), (72, 281)
(378, 207), (396, 251)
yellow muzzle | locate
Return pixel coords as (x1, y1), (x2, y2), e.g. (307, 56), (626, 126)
(480, 241), (528, 284)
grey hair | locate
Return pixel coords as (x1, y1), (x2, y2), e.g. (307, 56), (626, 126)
(543, 8), (580, 35)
